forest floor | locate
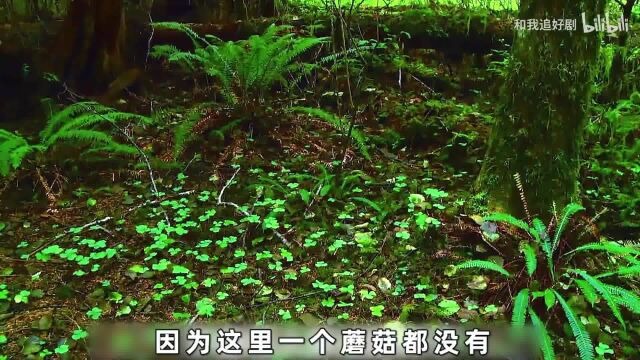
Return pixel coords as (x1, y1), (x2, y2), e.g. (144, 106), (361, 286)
(0, 9), (639, 359)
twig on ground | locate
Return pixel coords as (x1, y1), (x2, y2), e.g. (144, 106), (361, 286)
(216, 167), (292, 245)
(26, 190), (195, 258)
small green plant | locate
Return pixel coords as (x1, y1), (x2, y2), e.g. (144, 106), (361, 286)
(152, 22), (327, 109)
(0, 102), (148, 193)
(455, 203), (640, 360)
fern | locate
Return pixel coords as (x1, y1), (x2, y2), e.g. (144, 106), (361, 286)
(290, 107), (371, 160)
(532, 218), (549, 241)
(173, 110), (203, 160)
(532, 217), (553, 263)
(455, 260), (510, 277)
(552, 203), (584, 252)
(605, 284), (640, 314)
(152, 22), (210, 48)
(575, 279), (598, 305)
(570, 269), (625, 330)
(352, 197), (383, 215)
(529, 307), (556, 360)
(520, 242), (538, 276)
(1, 102), (148, 178)
(569, 241), (640, 256)
(153, 23), (328, 107)
(511, 288), (529, 327)
(597, 264), (640, 279)
(0, 130), (37, 176)
(553, 290), (594, 360)
(483, 212), (538, 241)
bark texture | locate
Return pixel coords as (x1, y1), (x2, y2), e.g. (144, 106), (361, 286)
(477, 0), (607, 220)
(53, 0), (126, 92)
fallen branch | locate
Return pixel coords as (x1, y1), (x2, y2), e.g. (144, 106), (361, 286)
(217, 167), (290, 245)
(26, 190), (196, 258)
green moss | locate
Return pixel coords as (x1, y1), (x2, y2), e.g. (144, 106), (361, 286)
(478, 0), (607, 219)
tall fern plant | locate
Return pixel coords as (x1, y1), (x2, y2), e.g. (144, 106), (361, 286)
(1, 102), (148, 196)
(151, 22), (328, 111)
(454, 204), (640, 360)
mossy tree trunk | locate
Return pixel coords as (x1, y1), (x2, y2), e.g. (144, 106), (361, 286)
(603, 0), (637, 101)
(477, 0), (606, 220)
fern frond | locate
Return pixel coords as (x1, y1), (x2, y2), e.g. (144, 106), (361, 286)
(613, 264), (640, 277)
(532, 218), (548, 240)
(596, 264), (640, 279)
(455, 260), (510, 277)
(483, 213), (537, 240)
(52, 129), (120, 147)
(352, 197), (383, 214)
(9, 144), (38, 170)
(552, 203), (584, 252)
(568, 241), (640, 256)
(553, 290), (594, 360)
(40, 102), (110, 140)
(529, 307), (555, 360)
(152, 22), (208, 47)
(0, 132), (31, 176)
(173, 111), (202, 160)
(530, 218), (553, 270)
(605, 284), (640, 314)
(570, 269), (625, 329)
(575, 279), (598, 305)
(520, 242), (538, 276)
(168, 52), (204, 70)
(511, 288), (529, 327)
(624, 255), (640, 265)
(153, 23), (324, 107)
(41, 103), (147, 161)
(150, 44), (181, 59)
(290, 107), (370, 160)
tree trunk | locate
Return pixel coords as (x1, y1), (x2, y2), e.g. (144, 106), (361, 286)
(53, 0), (126, 93)
(602, 0), (636, 101)
(477, 0), (606, 220)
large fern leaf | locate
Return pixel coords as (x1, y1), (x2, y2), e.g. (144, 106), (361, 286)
(553, 290), (594, 360)
(152, 23), (326, 107)
(575, 279), (598, 305)
(596, 264), (640, 279)
(455, 260), (510, 277)
(511, 288), (529, 327)
(483, 212), (538, 240)
(520, 242), (538, 276)
(551, 203), (584, 252)
(605, 284), (640, 314)
(529, 307), (555, 360)
(570, 269), (625, 330)
(40, 102), (111, 140)
(569, 241), (640, 256)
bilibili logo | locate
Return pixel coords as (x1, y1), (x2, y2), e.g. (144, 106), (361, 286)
(581, 12), (630, 34)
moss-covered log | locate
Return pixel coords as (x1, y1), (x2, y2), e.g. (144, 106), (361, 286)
(149, 7), (513, 56)
(477, 0), (606, 220)
(151, 0), (275, 23)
